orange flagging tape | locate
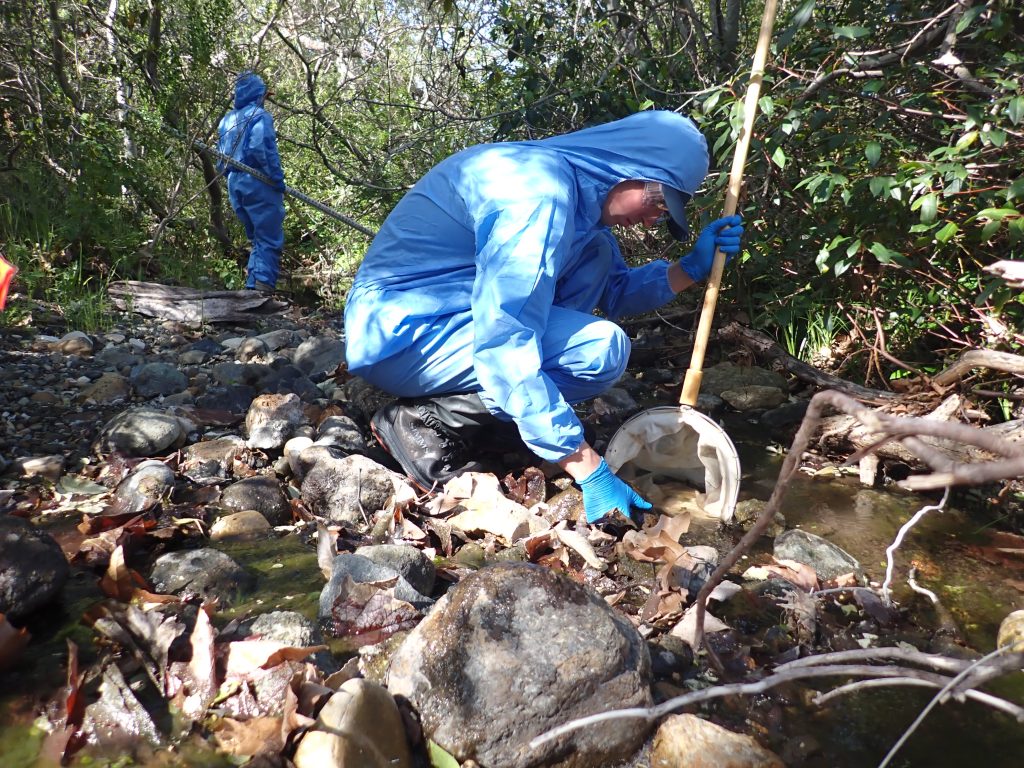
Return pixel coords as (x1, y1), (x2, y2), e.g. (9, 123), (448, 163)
(0, 254), (16, 310)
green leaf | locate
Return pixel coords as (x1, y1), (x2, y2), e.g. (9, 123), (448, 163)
(868, 176), (892, 196)
(869, 242), (902, 264)
(977, 207), (1020, 221)
(777, 0), (816, 49)
(1009, 96), (1024, 126)
(865, 142), (881, 167)
(956, 5), (985, 33)
(771, 146), (786, 168)
(913, 193), (939, 224)
(428, 740), (460, 768)
(815, 247), (832, 273)
(935, 221), (958, 244)
(981, 219), (1002, 240)
(1007, 178), (1024, 202)
(833, 25), (871, 39)
(950, 131), (974, 150)
(982, 128), (1007, 147)
(758, 95), (775, 117)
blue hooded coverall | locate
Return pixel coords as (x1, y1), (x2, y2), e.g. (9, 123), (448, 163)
(217, 73), (285, 289)
(344, 110), (709, 465)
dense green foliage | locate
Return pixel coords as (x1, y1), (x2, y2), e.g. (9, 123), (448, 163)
(1, 0), (1021, 385)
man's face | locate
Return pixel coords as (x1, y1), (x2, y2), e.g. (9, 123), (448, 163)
(601, 180), (666, 229)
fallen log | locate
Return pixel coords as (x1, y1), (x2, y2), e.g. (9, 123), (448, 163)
(718, 321), (897, 404)
(931, 348), (1024, 387)
(108, 280), (287, 325)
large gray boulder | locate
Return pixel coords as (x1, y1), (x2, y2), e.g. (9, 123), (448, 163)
(388, 562), (652, 768)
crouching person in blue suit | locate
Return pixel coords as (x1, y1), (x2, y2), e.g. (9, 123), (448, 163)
(218, 72), (285, 292)
(344, 111), (743, 524)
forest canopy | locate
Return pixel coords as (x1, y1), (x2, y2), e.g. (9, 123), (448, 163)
(0, 0), (1021, 383)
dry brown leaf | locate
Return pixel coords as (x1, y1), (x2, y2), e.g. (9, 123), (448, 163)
(764, 557), (819, 592)
(99, 544), (151, 601)
(321, 575), (422, 647)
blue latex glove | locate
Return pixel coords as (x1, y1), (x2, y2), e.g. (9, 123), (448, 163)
(678, 215), (744, 282)
(578, 459), (653, 523)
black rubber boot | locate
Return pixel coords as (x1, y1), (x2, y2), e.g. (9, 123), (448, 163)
(371, 393), (524, 491)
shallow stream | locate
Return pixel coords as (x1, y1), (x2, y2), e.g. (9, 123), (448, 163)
(3, 419), (1024, 766)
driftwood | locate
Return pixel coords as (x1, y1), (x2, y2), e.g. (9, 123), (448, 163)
(820, 394), (1024, 473)
(108, 280), (287, 326)
(932, 348), (1024, 387)
(718, 321), (896, 403)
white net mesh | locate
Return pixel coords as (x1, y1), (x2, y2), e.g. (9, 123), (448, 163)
(605, 406), (740, 522)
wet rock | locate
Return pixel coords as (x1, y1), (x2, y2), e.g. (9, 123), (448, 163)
(701, 362), (788, 397)
(132, 361), (188, 397)
(256, 328), (297, 351)
(648, 634), (694, 681)
(759, 400), (809, 440)
(210, 510), (272, 541)
(294, 336), (345, 377)
(149, 548), (254, 606)
(316, 415), (365, 452)
(111, 460), (176, 513)
(96, 346), (139, 372)
(292, 678), (412, 768)
(53, 331), (94, 356)
(76, 372), (130, 404)
(220, 476), (291, 525)
(95, 407), (187, 457)
(774, 529), (863, 581)
(246, 610), (324, 647)
(732, 499), (786, 537)
(235, 336), (270, 362)
(720, 385), (787, 412)
(319, 553), (434, 622)
(355, 544), (436, 595)
(245, 392), (305, 449)
(387, 562), (652, 768)
(651, 713), (784, 768)
(0, 516), (70, 618)
(301, 454), (396, 526)
(195, 384), (255, 414)
(180, 436), (246, 482)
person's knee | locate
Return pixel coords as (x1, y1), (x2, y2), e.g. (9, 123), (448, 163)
(571, 320), (629, 385)
(595, 322), (630, 383)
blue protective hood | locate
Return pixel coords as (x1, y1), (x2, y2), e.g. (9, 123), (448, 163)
(524, 110), (709, 226)
(234, 73), (266, 109)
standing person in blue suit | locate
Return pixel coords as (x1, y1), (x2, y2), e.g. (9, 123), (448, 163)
(344, 110), (743, 524)
(217, 72), (285, 292)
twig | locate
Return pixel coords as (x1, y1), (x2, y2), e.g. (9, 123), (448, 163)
(907, 566), (939, 604)
(813, 677), (1024, 720)
(881, 488), (950, 604)
(529, 652), (1024, 751)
